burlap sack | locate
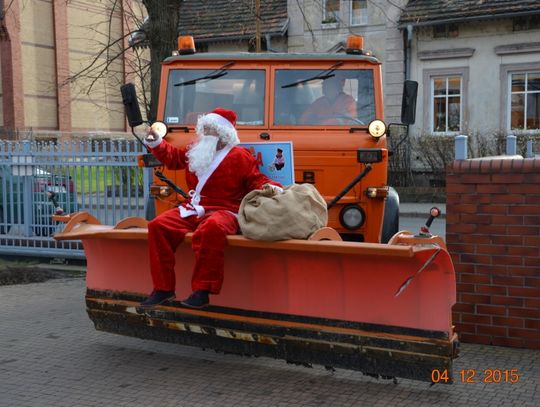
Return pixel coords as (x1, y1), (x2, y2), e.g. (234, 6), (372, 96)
(238, 183), (327, 241)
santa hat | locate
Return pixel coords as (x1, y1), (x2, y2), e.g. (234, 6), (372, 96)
(195, 107), (240, 146)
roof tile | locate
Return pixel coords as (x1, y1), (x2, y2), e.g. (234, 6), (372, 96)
(179, 0), (288, 41)
(400, 0), (540, 26)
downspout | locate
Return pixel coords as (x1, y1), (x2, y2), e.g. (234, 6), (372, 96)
(265, 33), (278, 53)
(405, 24), (413, 80)
(403, 24), (414, 183)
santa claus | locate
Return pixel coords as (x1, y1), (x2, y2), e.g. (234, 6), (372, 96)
(140, 108), (283, 308)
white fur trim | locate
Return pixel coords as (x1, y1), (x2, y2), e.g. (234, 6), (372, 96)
(196, 113), (239, 146)
(203, 113), (235, 130)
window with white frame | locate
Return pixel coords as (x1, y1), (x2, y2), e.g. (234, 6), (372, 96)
(351, 0), (368, 25)
(509, 71), (540, 130)
(431, 76), (462, 133)
(323, 0), (340, 24)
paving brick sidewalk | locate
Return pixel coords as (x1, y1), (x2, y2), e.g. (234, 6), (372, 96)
(1, 278), (538, 407)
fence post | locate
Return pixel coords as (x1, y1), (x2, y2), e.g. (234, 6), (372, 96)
(18, 140), (35, 237)
(142, 167), (155, 220)
(526, 140), (534, 158)
(455, 135), (468, 160)
(506, 134), (517, 155)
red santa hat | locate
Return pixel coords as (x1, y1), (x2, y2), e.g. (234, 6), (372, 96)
(195, 107), (240, 146)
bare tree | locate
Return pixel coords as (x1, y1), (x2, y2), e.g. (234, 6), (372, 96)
(65, 0), (182, 122)
(141, 0), (182, 121)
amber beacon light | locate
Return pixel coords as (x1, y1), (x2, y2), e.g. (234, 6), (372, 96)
(178, 36), (196, 54)
(346, 35), (364, 54)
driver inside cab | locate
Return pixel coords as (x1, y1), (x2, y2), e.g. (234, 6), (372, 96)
(299, 75), (357, 125)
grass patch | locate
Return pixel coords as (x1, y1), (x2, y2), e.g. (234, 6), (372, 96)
(70, 167), (143, 195)
(0, 257), (85, 286)
(72, 167), (113, 194)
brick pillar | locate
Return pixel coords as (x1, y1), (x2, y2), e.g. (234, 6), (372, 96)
(53, 0), (72, 136)
(447, 157), (540, 350)
(0, 0), (25, 137)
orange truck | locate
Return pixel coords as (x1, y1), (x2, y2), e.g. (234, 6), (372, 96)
(54, 36), (458, 383)
(149, 36), (407, 243)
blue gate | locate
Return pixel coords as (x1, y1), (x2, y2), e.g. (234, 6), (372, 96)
(0, 139), (150, 258)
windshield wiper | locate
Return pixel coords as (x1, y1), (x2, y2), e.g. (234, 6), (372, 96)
(281, 61), (344, 88)
(174, 61), (235, 87)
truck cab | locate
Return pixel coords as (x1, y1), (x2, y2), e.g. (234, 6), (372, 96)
(152, 37), (402, 243)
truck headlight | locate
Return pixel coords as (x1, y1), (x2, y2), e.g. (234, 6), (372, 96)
(339, 205), (365, 230)
(368, 120), (386, 140)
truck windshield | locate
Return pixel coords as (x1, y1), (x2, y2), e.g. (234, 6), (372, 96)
(274, 69), (375, 126)
(164, 69), (265, 126)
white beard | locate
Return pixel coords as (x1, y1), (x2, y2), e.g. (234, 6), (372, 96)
(187, 135), (219, 178)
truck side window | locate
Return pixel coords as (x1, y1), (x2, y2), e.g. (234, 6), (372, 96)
(164, 69), (266, 126)
(274, 69), (375, 126)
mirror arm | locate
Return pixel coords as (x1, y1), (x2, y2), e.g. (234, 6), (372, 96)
(390, 133), (409, 151)
(132, 128), (151, 152)
(174, 127), (190, 133)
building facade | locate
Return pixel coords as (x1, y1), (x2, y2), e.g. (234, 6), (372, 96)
(0, 0), (290, 140)
(0, 0), (145, 140)
(400, 1), (540, 143)
(4, 0), (539, 148)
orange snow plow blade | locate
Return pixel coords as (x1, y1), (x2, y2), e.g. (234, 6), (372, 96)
(54, 212), (458, 383)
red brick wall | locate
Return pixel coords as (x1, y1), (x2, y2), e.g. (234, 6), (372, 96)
(447, 157), (540, 349)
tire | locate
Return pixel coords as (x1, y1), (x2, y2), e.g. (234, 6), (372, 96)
(381, 187), (399, 244)
(145, 196), (156, 221)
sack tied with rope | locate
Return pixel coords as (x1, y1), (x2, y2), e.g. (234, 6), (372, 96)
(238, 183), (328, 241)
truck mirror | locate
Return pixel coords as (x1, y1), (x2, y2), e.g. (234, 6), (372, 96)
(387, 123), (408, 140)
(120, 83), (144, 128)
(401, 80), (418, 125)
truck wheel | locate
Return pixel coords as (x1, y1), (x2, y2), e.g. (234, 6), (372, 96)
(145, 196), (156, 221)
(381, 187), (399, 244)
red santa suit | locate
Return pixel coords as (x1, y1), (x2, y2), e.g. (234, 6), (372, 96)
(146, 110), (281, 295)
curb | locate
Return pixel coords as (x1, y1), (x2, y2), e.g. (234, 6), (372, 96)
(35, 263), (87, 273)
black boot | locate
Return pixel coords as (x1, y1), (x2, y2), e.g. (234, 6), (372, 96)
(139, 290), (175, 307)
(181, 290), (209, 308)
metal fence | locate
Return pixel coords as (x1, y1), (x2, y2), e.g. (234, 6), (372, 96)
(0, 139), (149, 258)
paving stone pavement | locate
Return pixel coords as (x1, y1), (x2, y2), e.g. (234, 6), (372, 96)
(0, 278), (538, 407)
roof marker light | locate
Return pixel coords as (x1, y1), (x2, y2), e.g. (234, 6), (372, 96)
(178, 36), (196, 55)
(346, 35), (364, 55)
